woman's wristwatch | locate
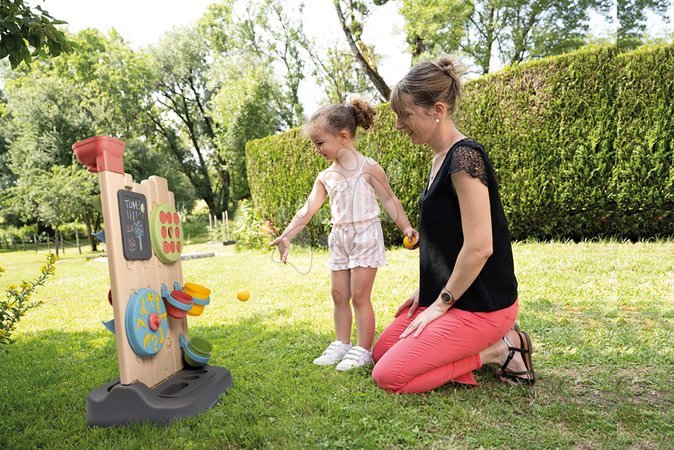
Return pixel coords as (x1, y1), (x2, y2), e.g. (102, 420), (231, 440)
(440, 287), (456, 308)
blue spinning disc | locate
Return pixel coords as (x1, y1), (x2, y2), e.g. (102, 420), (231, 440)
(125, 287), (168, 357)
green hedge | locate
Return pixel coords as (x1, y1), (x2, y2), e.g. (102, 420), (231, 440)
(246, 44), (673, 243)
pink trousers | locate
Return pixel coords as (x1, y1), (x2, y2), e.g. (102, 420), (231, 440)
(372, 300), (518, 393)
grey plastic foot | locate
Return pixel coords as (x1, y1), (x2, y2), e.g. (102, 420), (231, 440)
(87, 365), (233, 427)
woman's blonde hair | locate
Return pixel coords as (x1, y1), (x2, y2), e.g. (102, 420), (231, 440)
(390, 56), (464, 117)
(306, 94), (376, 137)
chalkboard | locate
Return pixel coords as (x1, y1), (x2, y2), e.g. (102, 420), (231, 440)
(117, 190), (152, 260)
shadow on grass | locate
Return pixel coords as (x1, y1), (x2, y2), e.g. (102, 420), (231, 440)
(1, 310), (672, 449)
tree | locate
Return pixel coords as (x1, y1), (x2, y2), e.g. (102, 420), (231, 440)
(191, 0), (316, 207)
(0, 0), (71, 68)
(199, 0), (307, 129)
(617, 0), (671, 50)
(210, 62), (280, 202)
(253, 0), (306, 127)
(305, 45), (375, 104)
(399, 0), (615, 74)
(333, 0), (391, 100)
(1, 165), (97, 256)
(400, 0), (472, 62)
(0, 29), (183, 249)
(146, 26), (230, 216)
(0, 92), (14, 192)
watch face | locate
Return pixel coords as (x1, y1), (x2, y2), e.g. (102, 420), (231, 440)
(441, 292), (451, 303)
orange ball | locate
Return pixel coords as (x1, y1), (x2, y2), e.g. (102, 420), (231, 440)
(237, 289), (250, 302)
(403, 235), (417, 249)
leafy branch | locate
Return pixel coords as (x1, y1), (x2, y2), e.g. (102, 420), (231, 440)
(0, 253), (57, 350)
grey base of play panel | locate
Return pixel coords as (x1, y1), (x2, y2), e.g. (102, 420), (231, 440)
(87, 365), (233, 426)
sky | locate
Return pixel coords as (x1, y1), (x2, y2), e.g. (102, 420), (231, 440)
(30, 0), (673, 111)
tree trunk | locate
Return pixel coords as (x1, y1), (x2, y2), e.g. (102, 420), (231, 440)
(83, 211), (98, 252)
(411, 35), (426, 60)
(334, 1), (391, 100)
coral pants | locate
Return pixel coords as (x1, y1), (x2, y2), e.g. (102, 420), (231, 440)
(372, 300), (518, 393)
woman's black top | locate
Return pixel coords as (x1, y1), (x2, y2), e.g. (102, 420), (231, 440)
(418, 138), (518, 312)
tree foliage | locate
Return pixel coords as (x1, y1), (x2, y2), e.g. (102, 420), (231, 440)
(3, 164), (96, 229)
(0, 0), (72, 68)
(0, 29), (194, 246)
(146, 26), (229, 215)
(199, 0), (307, 129)
(618, 0), (671, 50)
(305, 45), (375, 104)
(400, 0), (615, 73)
(210, 62), (280, 202)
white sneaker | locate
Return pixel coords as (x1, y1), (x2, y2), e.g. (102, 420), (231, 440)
(313, 341), (352, 366)
(335, 346), (374, 371)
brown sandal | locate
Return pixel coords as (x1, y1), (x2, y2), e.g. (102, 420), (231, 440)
(495, 331), (535, 385)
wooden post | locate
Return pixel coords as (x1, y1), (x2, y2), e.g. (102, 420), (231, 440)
(76, 229), (81, 254)
(34, 234), (38, 253)
(222, 212), (226, 241)
(213, 216), (218, 241)
(225, 211), (230, 241)
(60, 230), (65, 254)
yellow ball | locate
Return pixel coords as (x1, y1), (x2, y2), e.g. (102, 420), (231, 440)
(403, 235), (416, 249)
(237, 289), (250, 302)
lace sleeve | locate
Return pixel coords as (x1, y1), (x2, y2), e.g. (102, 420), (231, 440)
(447, 146), (488, 187)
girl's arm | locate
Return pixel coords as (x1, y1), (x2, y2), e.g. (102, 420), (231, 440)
(367, 162), (416, 238)
(271, 175), (327, 263)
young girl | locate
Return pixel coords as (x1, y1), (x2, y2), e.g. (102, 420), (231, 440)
(271, 95), (418, 371)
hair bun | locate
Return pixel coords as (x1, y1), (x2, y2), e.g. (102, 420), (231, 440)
(436, 56), (464, 78)
(346, 94), (376, 130)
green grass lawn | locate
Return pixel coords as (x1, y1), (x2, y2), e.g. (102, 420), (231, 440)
(0, 242), (672, 449)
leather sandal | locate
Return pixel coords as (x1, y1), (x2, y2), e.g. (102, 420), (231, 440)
(495, 331), (535, 385)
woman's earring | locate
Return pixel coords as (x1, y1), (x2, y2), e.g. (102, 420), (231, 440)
(435, 118), (440, 123)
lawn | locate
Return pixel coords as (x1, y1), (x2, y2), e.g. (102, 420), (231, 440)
(0, 241), (672, 449)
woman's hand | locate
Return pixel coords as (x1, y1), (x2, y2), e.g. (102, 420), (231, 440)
(395, 289), (419, 318)
(399, 302), (447, 338)
(270, 236), (290, 263)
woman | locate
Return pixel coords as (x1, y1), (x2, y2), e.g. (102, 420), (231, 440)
(371, 56), (535, 393)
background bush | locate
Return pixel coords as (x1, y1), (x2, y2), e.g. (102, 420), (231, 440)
(231, 199), (274, 249)
(246, 44), (673, 243)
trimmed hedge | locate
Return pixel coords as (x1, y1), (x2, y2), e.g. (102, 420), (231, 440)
(246, 44), (673, 243)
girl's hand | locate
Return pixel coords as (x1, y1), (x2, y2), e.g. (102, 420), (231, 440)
(270, 236), (290, 263)
(395, 289), (419, 318)
(403, 227), (420, 249)
(399, 302), (446, 339)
